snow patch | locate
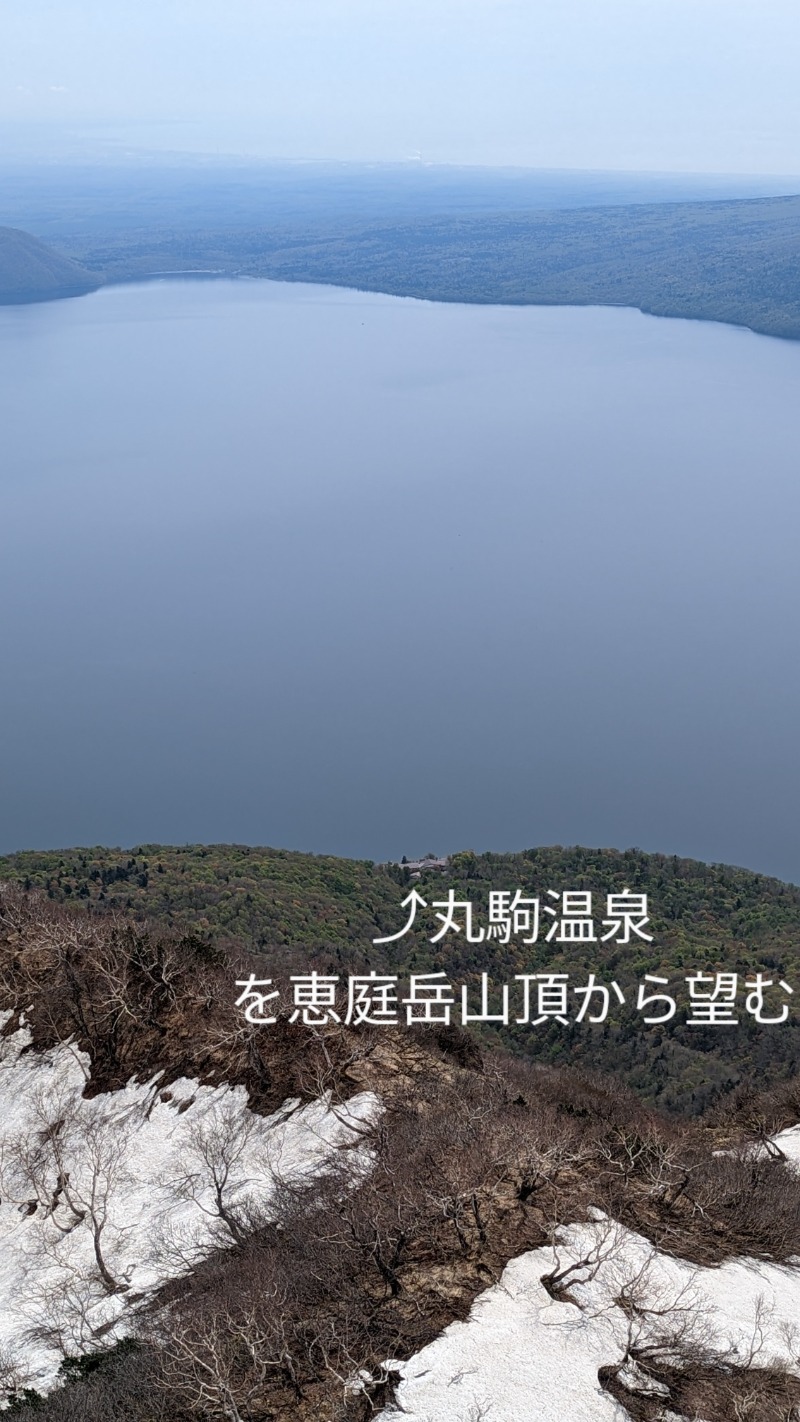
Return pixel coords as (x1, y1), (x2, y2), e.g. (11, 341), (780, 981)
(378, 1216), (800, 1422)
(0, 1028), (377, 1394)
(774, 1124), (800, 1169)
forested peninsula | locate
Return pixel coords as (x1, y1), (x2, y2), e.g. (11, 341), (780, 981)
(0, 226), (101, 304)
(2, 192), (800, 339)
(6, 191), (800, 341)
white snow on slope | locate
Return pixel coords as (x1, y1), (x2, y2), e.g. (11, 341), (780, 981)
(0, 1017), (377, 1394)
(377, 1215), (800, 1422)
(774, 1123), (800, 1169)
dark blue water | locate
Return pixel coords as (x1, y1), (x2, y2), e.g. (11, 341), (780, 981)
(2, 279), (799, 880)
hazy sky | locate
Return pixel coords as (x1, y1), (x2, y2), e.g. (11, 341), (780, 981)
(2, 0), (800, 172)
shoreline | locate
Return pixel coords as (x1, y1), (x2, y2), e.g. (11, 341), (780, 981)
(3, 266), (799, 344)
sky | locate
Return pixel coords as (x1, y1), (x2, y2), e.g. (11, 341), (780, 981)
(2, 0), (800, 173)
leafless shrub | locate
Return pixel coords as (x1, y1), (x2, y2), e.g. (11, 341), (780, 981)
(0, 1341), (34, 1401)
(24, 1266), (114, 1358)
(168, 1093), (270, 1249)
(540, 1218), (627, 1305)
(683, 1145), (800, 1260)
(600, 1261), (800, 1422)
(0, 1343), (175, 1422)
(0, 887), (378, 1120)
(603, 1352), (800, 1422)
(8, 887), (800, 1421)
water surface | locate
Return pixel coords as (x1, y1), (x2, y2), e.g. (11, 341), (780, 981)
(1, 280), (799, 879)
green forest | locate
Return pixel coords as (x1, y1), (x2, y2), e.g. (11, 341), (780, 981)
(55, 193), (800, 340)
(3, 841), (800, 1114)
(0, 225), (99, 304)
(3, 185), (800, 338)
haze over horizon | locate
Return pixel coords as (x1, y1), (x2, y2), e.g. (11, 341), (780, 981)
(3, 2), (800, 887)
(3, 0), (800, 174)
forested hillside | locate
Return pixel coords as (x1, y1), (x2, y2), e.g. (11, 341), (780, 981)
(3, 885), (800, 1422)
(3, 843), (800, 1114)
(54, 193), (800, 340)
(0, 226), (101, 304)
(6, 187), (800, 338)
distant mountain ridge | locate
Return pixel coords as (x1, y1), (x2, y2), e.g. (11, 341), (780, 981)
(0, 226), (101, 304)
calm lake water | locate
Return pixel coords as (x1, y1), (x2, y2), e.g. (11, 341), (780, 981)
(2, 279), (800, 880)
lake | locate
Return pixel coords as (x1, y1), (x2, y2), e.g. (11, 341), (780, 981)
(2, 279), (799, 880)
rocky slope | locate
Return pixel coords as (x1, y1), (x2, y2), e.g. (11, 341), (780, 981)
(3, 885), (800, 1420)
